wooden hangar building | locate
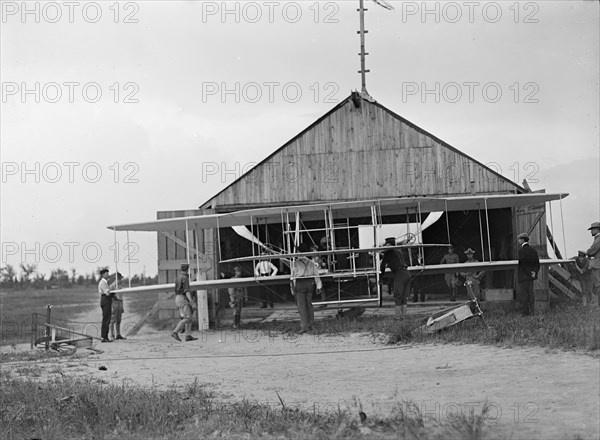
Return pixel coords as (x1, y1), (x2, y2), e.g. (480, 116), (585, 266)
(154, 92), (558, 323)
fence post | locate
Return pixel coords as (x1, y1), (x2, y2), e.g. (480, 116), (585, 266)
(44, 305), (52, 351)
(31, 313), (37, 349)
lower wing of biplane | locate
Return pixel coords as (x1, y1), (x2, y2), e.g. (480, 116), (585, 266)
(113, 274), (292, 295)
(406, 259), (572, 275)
(110, 258), (571, 299)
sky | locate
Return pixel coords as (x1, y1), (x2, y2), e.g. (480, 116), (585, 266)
(1, 0), (599, 279)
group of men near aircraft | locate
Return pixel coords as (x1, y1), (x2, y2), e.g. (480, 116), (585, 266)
(99, 221), (600, 340)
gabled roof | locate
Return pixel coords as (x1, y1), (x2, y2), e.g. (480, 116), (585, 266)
(200, 93), (525, 209)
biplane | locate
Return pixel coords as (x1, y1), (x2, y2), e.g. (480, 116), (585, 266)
(107, 192), (572, 329)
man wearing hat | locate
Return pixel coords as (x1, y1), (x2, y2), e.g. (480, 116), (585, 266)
(460, 248), (485, 301)
(380, 237), (411, 319)
(440, 245), (460, 301)
(98, 268), (113, 342)
(171, 263), (198, 342)
(517, 233), (540, 316)
(228, 265), (246, 329)
(582, 222), (600, 306)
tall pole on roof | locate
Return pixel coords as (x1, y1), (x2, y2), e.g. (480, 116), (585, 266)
(358, 0), (369, 94)
(359, 0), (394, 95)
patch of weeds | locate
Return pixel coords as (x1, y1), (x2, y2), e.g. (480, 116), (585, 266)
(1, 375), (500, 439)
(47, 365), (64, 375)
(15, 365), (43, 377)
(243, 305), (600, 354)
(0, 347), (77, 363)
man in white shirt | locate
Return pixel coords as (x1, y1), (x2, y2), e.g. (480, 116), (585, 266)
(98, 268), (113, 342)
(291, 243), (322, 334)
(254, 253), (278, 308)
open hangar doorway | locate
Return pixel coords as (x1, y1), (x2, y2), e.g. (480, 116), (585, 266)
(419, 207), (515, 299)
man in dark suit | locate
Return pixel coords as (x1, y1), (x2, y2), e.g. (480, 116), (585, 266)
(517, 232), (540, 316)
(380, 237), (411, 319)
(583, 222), (600, 307)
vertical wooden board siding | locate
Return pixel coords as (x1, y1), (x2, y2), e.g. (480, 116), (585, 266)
(207, 98), (521, 207)
(352, 152), (361, 197)
(367, 105), (378, 151)
(391, 118), (403, 151)
(385, 149), (397, 196)
(394, 149), (405, 195)
(336, 109), (344, 151)
(348, 109), (357, 153)
(364, 151), (377, 193)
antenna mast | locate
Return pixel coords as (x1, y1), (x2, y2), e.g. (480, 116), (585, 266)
(357, 0), (370, 95)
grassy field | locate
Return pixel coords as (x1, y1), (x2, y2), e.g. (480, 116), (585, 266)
(241, 300), (600, 354)
(0, 371), (495, 440)
(1, 291), (597, 439)
(2, 288), (599, 353)
(0, 287), (159, 346)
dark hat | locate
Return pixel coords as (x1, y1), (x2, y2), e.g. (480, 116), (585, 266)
(384, 237), (396, 245)
(517, 233), (529, 240)
(464, 248), (476, 254)
(99, 268), (109, 276)
(588, 222), (600, 230)
(181, 263), (189, 271)
(297, 243), (310, 253)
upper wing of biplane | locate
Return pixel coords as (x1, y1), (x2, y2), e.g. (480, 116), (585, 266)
(108, 193), (568, 232)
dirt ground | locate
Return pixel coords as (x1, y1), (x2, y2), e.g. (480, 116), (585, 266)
(3, 307), (599, 440)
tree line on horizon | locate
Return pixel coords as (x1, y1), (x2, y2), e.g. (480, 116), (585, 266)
(0, 263), (158, 290)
